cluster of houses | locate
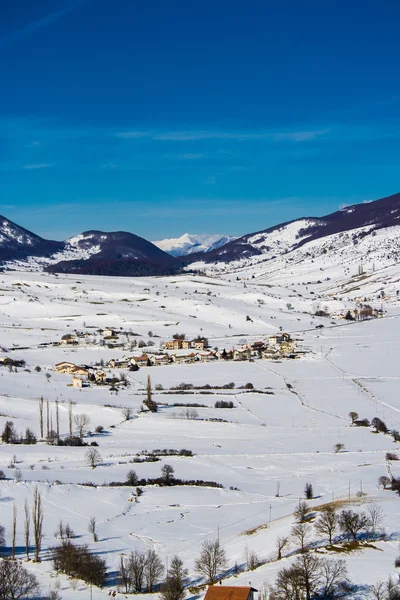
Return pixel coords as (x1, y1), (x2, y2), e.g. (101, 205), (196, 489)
(55, 361), (107, 388)
(331, 305), (383, 321)
(60, 327), (126, 346)
(54, 333), (297, 388)
(163, 337), (209, 350)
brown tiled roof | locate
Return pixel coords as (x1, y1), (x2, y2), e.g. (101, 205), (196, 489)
(204, 587), (254, 600)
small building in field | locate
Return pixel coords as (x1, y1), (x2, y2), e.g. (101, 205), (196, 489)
(204, 586), (257, 600)
(251, 341), (265, 352)
(262, 347), (279, 360)
(71, 366), (88, 376)
(93, 370), (107, 383)
(72, 376), (84, 388)
(149, 354), (170, 366)
(130, 354), (150, 367)
(171, 352), (196, 364)
(192, 337), (208, 350)
(164, 339), (183, 350)
(195, 351), (216, 362)
(60, 334), (78, 345)
(55, 361), (78, 374)
(214, 349), (231, 360)
(233, 348), (251, 361)
(108, 358), (131, 369)
(103, 328), (118, 338)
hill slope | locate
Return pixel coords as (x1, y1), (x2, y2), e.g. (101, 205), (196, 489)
(185, 191), (400, 268)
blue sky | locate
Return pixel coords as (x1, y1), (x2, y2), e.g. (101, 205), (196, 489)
(1, 0), (400, 240)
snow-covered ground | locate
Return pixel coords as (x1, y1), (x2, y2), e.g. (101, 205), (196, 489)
(0, 264), (400, 599)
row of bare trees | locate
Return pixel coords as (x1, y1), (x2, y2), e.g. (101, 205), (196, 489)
(3, 487), (44, 563)
(117, 539), (226, 594)
(38, 396), (92, 442)
(277, 500), (385, 559)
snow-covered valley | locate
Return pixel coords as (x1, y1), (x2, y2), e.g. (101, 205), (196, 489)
(0, 252), (400, 599)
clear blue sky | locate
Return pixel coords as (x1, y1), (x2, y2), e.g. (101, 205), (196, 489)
(1, 0), (400, 240)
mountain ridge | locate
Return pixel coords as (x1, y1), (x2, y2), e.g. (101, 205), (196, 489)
(183, 191), (400, 266)
(1, 191), (399, 275)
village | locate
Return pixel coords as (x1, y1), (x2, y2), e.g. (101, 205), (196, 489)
(54, 330), (299, 389)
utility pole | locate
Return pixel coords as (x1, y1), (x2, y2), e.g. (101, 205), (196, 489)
(269, 504), (272, 523)
(348, 481), (351, 500)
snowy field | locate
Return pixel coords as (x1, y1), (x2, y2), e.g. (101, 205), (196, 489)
(0, 266), (400, 599)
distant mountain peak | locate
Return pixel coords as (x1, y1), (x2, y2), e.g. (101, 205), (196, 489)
(153, 233), (236, 256)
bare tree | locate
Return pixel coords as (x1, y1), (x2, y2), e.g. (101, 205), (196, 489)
(333, 443), (345, 453)
(298, 552), (323, 600)
(128, 550), (146, 592)
(119, 554), (131, 593)
(271, 563), (302, 599)
(126, 469), (138, 486)
(271, 555), (350, 600)
(85, 448), (102, 469)
(349, 411), (359, 424)
(276, 536), (289, 560)
(370, 581), (387, 600)
(55, 401), (60, 439)
(318, 558), (350, 598)
(74, 413), (90, 438)
(0, 559), (40, 599)
(367, 504), (385, 540)
(388, 576), (400, 600)
(32, 486), (43, 562)
(68, 402), (73, 437)
(147, 374), (152, 405)
(159, 555), (187, 600)
(145, 548), (164, 592)
(88, 517), (98, 542)
(378, 475), (391, 490)
(314, 505), (338, 545)
(122, 407), (133, 421)
(11, 503), (17, 560)
(0, 525), (5, 548)
(39, 396), (44, 439)
(244, 546), (261, 570)
(338, 509), (368, 542)
(46, 399), (50, 439)
(55, 520), (65, 540)
(24, 501), (30, 561)
(161, 464), (175, 484)
(291, 522), (312, 554)
(194, 539), (227, 584)
(304, 483), (313, 499)
(294, 500), (310, 523)
(64, 523), (75, 539)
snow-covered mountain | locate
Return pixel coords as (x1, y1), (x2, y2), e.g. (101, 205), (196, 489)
(153, 233), (236, 256)
(186, 191), (400, 269)
(0, 222), (177, 276)
(0, 216), (63, 262)
(2, 191), (400, 277)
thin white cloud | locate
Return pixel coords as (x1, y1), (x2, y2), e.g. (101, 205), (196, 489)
(115, 131), (150, 139)
(115, 129), (329, 142)
(0, 1), (88, 47)
(176, 153), (205, 160)
(23, 163), (53, 170)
